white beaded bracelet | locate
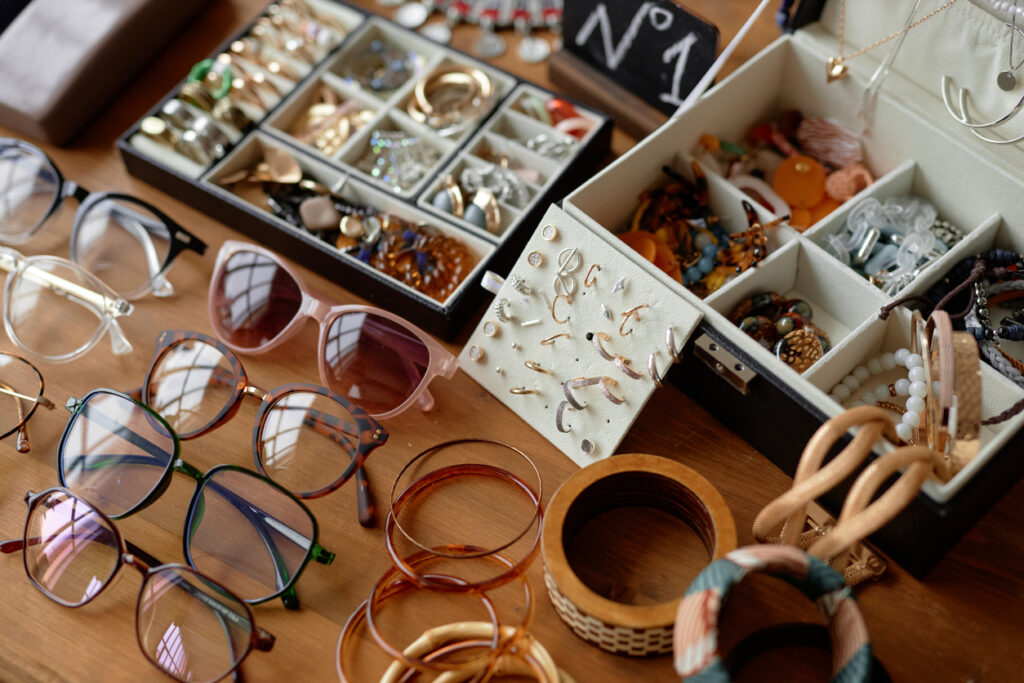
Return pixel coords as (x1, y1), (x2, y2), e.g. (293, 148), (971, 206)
(829, 347), (930, 442)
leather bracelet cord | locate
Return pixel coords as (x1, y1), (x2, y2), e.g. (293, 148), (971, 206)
(542, 453), (736, 657)
(674, 545), (874, 682)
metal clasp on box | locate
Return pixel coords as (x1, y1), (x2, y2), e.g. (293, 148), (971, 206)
(694, 333), (757, 395)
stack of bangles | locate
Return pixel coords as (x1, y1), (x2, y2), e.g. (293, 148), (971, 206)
(336, 440), (564, 682)
(407, 66), (495, 138)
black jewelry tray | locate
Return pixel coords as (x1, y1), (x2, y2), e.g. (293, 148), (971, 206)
(117, 0), (611, 340)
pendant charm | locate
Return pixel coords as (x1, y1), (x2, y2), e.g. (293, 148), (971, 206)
(826, 56), (848, 83)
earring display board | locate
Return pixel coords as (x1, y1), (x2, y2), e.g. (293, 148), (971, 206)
(559, 0), (1024, 577)
(117, 0), (611, 340)
(458, 205), (702, 466)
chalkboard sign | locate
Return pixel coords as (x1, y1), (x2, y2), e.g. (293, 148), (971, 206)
(563, 1), (719, 117)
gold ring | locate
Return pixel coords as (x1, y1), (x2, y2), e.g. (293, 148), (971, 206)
(139, 116), (178, 149)
(620, 305), (650, 337)
(509, 386), (537, 395)
(551, 294), (571, 324)
(525, 360), (552, 374)
(584, 264), (601, 288)
(540, 333), (569, 346)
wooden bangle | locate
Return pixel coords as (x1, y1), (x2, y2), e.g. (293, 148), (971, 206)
(541, 453), (736, 656)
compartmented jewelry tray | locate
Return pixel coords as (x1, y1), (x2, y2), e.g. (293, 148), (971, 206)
(117, 0), (610, 339)
(556, 1), (1024, 576)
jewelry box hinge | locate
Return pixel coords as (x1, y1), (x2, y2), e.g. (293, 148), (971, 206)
(694, 333), (757, 395)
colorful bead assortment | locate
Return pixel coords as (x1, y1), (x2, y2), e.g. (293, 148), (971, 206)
(619, 164), (782, 298)
(355, 129), (441, 193)
(692, 109), (872, 231)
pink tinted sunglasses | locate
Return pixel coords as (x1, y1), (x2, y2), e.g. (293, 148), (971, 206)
(208, 241), (458, 419)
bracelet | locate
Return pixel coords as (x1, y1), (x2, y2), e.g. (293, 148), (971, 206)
(829, 345), (925, 443)
(674, 545), (873, 682)
(379, 622), (561, 683)
(541, 453), (736, 656)
(365, 550), (533, 674)
(385, 462), (541, 592)
(388, 440), (542, 563)
(337, 552), (499, 681)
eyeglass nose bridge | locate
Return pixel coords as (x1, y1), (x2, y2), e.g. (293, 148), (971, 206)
(243, 384), (268, 401)
(298, 295), (331, 323)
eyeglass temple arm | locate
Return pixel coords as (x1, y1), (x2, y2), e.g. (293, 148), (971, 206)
(0, 381), (54, 454)
(104, 205), (176, 298)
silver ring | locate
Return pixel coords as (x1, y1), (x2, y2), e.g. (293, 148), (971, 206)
(556, 400), (572, 433)
(562, 378), (589, 410)
(614, 355), (643, 380)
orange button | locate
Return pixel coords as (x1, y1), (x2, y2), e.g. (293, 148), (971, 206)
(772, 155), (826, 209)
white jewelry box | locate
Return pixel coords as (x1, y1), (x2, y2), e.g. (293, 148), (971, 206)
(554, 0), (1024, 576)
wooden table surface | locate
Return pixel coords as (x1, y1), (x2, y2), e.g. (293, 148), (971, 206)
(0, 1), (1021, 681)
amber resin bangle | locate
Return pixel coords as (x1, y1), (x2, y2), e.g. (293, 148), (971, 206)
(337, 553), (498, 681)
(389, 439), (543, 560)
(541, 453), (737, 656)
(365, 550), (535, 673)
(385, 462), (541, 592)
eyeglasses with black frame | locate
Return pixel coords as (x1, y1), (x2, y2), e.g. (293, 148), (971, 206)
(0, 137), (207, 300)
(0, 487), (275, 683)
(56, 388), (336, 609)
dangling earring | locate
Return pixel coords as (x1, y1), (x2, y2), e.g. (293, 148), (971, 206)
(942, 0), (1024, 143)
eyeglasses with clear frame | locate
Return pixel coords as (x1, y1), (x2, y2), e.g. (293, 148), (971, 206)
(0, 487), (275, 683)
(0, 137), (207, 300)
(0, 245), (135, 361)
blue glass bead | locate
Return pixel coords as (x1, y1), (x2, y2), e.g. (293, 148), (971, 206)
(698, 256), (715, 273)
(685, 266), (702, 282)
(702, 243), (718, 258)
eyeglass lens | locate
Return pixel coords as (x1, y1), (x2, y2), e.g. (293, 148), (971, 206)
(210, 248), (302, 349)
(324, 311), (429, 414)
(24, 489), (120, 606)
(0, 143), (57, 240)
(146, 338), (240, 437)
(6, 255), (118, 360)
(138, 565), (254, 682)
(60, 391), (177, 517)
(187, 468), (315, 603)
(74, 198), (172, 298)
(0, 353), (43, 435)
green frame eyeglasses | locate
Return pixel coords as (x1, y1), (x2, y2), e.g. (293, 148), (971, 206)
(57, 388), (335, 609)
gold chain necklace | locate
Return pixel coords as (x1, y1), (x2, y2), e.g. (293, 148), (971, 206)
(828, 0), (961, 82)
